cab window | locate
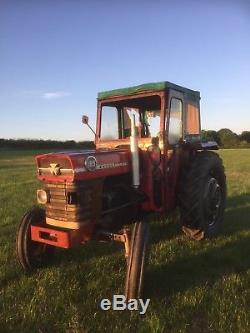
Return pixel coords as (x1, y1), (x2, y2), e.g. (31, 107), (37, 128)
(186, 103), (200, 134)
(123, 108), (140, 137)
(168, 98), (183, 145)
(100, 95), (161, 141)
(141, 110), (161, 138)
(100, 106), (119, 140)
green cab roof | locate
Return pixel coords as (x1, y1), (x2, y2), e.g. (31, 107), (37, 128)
(98, 81), (200, 101)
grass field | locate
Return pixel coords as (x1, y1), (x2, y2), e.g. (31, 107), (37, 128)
(0, 149), (249, 333)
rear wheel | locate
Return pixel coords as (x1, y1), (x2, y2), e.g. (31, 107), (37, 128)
(179, 151), (226, 240)
(125, 221), (149, 299)
(16, 207), (55, 271)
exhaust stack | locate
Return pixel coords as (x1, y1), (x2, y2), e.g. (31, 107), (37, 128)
(130, 114), (140, 188)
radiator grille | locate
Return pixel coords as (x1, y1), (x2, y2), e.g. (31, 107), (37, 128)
(44, 180), (103, 225)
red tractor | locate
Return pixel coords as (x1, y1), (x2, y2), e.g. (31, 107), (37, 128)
(16, 81), (226, 299)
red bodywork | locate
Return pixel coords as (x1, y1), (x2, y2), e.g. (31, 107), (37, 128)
(31, 88), (200, 248)
(36, 149), (131, 183)
(31, 224), (92, 248)
(36, 147), (166, 212)
(32, 146), (166, 247)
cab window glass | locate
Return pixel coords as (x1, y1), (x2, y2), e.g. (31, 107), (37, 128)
(168, 98), (183, 145)
(141, 110), (161, 138)
(123, 108), (160, 139)
(186, 103), (200, 134)
(123, 108), (140, 137)
(101, 106), (119, 140)
(100, 95), (161, 140)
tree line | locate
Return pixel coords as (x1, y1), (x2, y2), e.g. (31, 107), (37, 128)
(0, 129), (250, 149)
(0, 139), (95, 150)
(201, 129), (250, 148)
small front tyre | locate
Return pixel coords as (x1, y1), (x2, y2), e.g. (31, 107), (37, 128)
(16, 207), (55, 271)
(125, 221), (149, 299)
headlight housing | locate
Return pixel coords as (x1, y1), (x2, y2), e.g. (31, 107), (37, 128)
(37, 189), (49, 204)
(84, 156), (97, 171)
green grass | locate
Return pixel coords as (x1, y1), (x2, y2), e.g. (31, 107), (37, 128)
(0, 149), (249, 332)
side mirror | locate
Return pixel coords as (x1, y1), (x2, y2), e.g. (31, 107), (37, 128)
(82, 115), (89, 125)
(81, 114), (96, 136)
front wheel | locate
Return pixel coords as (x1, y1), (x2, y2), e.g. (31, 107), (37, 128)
(125, 221), (149, 299)
(16, 207), (55, 271)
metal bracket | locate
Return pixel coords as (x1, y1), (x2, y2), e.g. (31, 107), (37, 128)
(97, 227), (131, 260)
(112, 227), (130, 260)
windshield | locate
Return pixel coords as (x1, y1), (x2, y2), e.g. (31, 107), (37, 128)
(100, 95), (161, 141)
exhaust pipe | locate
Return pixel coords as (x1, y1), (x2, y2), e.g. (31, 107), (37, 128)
(130, 114), (140, 188)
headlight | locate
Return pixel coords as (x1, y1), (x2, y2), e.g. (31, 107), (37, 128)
(84, 156), (97, 171)
(37, 189), (49, 204)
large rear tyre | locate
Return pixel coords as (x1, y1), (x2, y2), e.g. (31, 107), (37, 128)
(16, 207), (55, 271)
(125, 221), (149, 299)
(179, 151), (226, 240)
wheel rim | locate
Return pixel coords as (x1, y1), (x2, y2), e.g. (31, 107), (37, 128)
(203, 177), (221, 228)
(17, 208), (54, 271)
(25, 214), (49, 267)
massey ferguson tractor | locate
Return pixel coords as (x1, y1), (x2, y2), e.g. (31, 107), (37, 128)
(16, 81), (226, 299)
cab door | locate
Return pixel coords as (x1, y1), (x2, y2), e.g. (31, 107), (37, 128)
(164, 89), (185, 210)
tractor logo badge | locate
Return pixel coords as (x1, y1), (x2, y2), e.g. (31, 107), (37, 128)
(49, 163), (61, 175)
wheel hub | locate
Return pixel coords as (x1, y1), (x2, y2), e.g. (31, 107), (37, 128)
(204, 177), (221, 227)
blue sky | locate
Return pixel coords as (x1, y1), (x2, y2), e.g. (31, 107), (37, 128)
(0, 0), (249, 141)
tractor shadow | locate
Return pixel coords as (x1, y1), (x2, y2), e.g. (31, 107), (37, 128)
(52, 239), (123, 267)
(148, 211), (181, 244)
(146, 193), (250, 300)
(223, 192), (250, 235)
(53, 212), (181, 267)
(0, 241), (124, 290)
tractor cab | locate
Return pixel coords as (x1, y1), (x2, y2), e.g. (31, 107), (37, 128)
(94, 82), (209, 211)
(95, 81), (201, 151)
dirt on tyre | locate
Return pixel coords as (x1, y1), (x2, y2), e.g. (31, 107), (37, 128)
(125, 221), (149, 299)
(16, 207), (55, 271)
(179, 151), (226, 240)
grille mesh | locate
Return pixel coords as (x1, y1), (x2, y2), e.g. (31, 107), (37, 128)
(44, 180), (103, 224)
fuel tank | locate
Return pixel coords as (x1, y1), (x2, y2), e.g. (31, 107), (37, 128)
(36, 148), (131, 183)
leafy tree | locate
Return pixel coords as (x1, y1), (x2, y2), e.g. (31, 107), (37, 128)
(217, 128), (239, 147)
(239, 140), (249, 147)
(240, 131), (250, 143)
(201, 130), (220, 144)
